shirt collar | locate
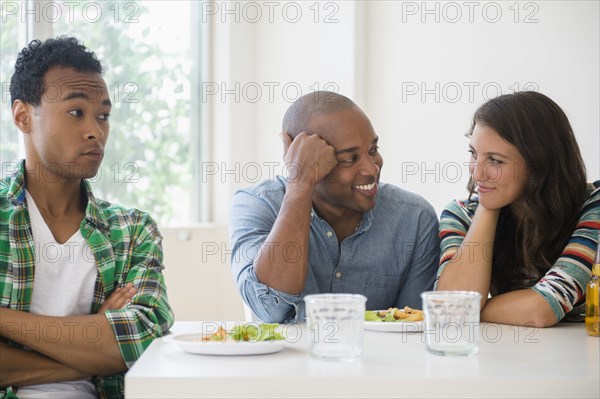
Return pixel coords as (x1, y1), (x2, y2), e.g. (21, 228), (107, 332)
(6, 160), (27, 206)
(82, 179), (110, 232)
(310, 206), (374, 234)
(355, 208), (374, 233)
(7, 159), (109, 232)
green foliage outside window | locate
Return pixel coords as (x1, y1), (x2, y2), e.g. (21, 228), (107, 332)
(0, 1), (194, 225)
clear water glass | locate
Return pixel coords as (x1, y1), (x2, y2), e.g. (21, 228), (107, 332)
(304, 293), (367, 361)
(421, 291), (481, 356)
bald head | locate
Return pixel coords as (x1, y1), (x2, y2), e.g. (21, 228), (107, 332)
(282, 91), (358, 138)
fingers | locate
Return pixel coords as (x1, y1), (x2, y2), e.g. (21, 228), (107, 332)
(282, 132), (337, 185)
(98, 283), (137, 313)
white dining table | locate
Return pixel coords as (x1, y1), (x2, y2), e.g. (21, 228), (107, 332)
(125, 321), (599, 398)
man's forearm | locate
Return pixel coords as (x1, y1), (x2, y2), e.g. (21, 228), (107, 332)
(0, 309), (126, 376)
(0, 342), (89, 386)
(254, 183), (314, 294)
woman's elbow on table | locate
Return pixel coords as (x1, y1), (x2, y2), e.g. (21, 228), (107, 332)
(481, 290), (559, 328)
(530, 310), (560, 328)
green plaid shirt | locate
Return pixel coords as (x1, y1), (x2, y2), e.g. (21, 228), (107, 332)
(0, 160), (174, 399)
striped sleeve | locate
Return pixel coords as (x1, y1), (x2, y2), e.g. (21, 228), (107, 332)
(532, 183), (600, 320)
(434, 199), (476, 289)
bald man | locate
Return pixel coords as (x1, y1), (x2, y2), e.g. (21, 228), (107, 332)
(229, 92), (439, 322)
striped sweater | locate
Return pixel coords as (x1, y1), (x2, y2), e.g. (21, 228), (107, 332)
(436, 181), (600, 321)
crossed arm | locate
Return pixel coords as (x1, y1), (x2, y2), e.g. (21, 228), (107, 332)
(0, 284), (136, 387)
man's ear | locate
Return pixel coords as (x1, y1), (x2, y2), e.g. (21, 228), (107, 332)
(279, 131), (293, 159)
(12, 100), (33, 134)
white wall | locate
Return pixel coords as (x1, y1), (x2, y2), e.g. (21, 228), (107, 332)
(161, 226), (244, 321)
(364, 1), (600, 214)
(168, 1), (599, 320)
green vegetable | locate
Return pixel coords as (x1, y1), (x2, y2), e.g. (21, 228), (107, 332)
(365, 309), (418, 323)
(229, 323), (285, 342)
(365, 310), (382, 322)
(384, 312), (396, 322)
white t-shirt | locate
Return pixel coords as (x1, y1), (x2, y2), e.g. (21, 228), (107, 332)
(17, 192), (98, 399)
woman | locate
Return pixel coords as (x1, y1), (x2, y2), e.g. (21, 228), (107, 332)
(436, 91), (599, 327)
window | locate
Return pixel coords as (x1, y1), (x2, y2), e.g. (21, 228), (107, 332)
(0, 9), (20, 168)
(0, 0), (206, 225)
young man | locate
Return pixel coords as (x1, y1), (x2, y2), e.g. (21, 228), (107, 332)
(229, 91), (440, 323)
(0, 37), (173, 399)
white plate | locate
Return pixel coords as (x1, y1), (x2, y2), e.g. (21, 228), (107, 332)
(364, 320), (425, 333)
(172, 333), (286, 356)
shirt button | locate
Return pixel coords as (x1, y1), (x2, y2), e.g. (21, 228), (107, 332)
(335, 272), (342, 278)
(326, 231), (333, 238)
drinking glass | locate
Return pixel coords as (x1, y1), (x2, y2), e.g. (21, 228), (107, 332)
(304, 293), (366, 361)
(421, 291), (481, 356)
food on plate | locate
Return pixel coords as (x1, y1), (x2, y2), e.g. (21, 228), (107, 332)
(365, 306), (424, 322)
(195, 323), (285, 342)
(200, 326), (228, 342)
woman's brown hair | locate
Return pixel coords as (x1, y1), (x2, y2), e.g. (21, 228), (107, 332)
(467, 91), (587, 294)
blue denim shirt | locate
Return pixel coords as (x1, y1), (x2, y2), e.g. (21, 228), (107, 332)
(229, 176), (440, 323)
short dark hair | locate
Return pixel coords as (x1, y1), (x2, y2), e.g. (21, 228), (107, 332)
(9, 36), (103, 106)
(282, 91), (357, 138)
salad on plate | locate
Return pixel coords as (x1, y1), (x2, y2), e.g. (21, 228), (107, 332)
(365, 306), (424, 322)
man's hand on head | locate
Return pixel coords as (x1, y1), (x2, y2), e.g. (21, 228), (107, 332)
(280, 132), (337, 187)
